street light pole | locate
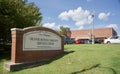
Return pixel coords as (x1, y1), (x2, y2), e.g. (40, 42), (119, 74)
(92, 13), (94, 44)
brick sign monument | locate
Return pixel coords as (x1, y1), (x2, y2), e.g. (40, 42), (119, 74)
(4, 26), (64, 71)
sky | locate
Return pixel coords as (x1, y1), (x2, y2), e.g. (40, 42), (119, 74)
(28, 0), (120, 35)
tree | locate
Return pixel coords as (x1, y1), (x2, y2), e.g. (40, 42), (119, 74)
(0, 0), (42, 42)
(58, 26), (71, 36)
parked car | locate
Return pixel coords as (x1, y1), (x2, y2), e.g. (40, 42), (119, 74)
(104, 36), (120, 44)
(89, 39), (101, 44)
(64, 36), (75, 44)
(75, 40), (84, 44)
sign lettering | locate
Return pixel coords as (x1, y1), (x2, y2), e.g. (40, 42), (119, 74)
(23, 31), (61, 50)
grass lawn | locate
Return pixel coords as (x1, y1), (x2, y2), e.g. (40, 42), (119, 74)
(0, 44), (120, 74)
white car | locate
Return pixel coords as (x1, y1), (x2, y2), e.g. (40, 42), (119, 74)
(104, 36), (120, 44)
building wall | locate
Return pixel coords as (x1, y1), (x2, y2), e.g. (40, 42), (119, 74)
(70, 27), (117, 43)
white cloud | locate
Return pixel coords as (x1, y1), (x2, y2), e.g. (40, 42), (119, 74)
(79, 26), (84, 29)
(98, 12), (110, 21)
(106, 24), (118, 30)
(58, 11), (69, 21)
(43, 22), (70, 30)
(58, 7), (93, 29)
(43, 22), (56, 29)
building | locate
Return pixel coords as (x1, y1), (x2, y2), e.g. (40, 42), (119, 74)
(70, 27), (117, 43)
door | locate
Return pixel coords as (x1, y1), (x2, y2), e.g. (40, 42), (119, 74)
(111, 36), (120, 43)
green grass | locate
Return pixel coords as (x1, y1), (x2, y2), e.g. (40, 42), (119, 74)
(0, 44), (120, 74)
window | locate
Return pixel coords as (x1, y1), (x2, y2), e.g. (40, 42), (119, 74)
(110, 36), (119, 39)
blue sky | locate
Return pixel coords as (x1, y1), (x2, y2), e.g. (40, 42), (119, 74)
(28, 0), (120, 35)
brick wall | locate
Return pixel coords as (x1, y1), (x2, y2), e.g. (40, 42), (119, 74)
(11, 27), (64, 63)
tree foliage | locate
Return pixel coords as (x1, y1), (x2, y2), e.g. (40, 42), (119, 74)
(58, 26), (71, 36)
(0, 0), (42, 41)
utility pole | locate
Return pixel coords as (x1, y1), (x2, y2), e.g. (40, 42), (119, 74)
(91, 12), (94, 44)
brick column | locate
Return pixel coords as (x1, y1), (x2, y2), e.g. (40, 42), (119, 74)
(11, 28), (23, 63)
